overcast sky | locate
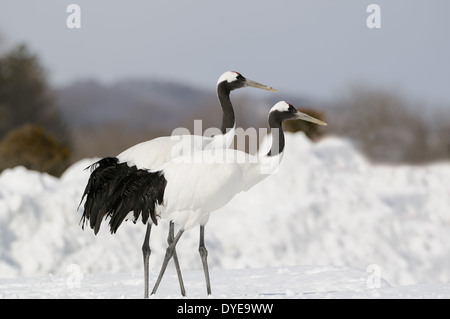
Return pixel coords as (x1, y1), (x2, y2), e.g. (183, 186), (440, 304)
(1, 0), (449, 104)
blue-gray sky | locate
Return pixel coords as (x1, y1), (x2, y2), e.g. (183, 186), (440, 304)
(1, 0), (449, 104)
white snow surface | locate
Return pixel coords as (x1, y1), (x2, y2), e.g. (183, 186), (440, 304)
(1, 133), (450, 298)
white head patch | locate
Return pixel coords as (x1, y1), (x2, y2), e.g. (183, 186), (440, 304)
(217, 71), (240, 86)
(270, 101), (291, 113)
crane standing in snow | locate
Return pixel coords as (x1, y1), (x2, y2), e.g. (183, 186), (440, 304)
(81, 101), (326, 297)
(79, 71), (276, 298)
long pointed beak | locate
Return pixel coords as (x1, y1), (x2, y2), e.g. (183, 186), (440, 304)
(294, 111), (327, 126)
(245, 79), (277, 92)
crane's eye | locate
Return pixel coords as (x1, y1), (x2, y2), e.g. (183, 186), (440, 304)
(235, 73), (244, 81)
(288, 104), (295, 112)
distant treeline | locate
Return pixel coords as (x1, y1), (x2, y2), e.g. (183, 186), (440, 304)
(0, 44), (449, 177)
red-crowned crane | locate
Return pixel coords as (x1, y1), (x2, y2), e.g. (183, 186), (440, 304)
(79, 71), (276, 298)
(80, 101), (326, 297)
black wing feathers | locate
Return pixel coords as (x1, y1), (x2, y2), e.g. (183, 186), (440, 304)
(79, 157), (166, 234)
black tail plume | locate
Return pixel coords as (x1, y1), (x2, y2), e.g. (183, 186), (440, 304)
(79, 157), (166, 234)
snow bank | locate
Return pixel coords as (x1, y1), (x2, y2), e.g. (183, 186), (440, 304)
(0, 133), (449, 286)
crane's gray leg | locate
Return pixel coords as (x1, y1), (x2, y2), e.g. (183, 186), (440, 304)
(142, 223), (152, 299)
(151, 228), (184, 295)
(168, 221), (186, 296)
(199, 225), (212, 295)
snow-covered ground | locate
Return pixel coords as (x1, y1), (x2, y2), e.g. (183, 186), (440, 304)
(3, 265), (450, 299)
(1, 133), (450, 298)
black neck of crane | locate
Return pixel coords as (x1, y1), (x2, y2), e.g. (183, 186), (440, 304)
(266, 111), (286, 157)
(217, 83), (236, 135)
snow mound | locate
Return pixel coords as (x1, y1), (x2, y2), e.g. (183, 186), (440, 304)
(0, 133), (449, 287)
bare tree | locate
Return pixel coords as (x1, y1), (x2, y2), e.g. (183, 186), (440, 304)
(326, 86), (450, 164)
(0, 44), (72, 174)
(0, 44), (70, 145)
